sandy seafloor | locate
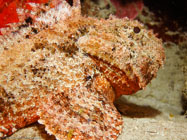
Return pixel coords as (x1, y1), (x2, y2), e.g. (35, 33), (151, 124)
(4, 0), (187, 140)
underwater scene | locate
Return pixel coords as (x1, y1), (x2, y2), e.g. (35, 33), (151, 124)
(0, 0), (186, 140)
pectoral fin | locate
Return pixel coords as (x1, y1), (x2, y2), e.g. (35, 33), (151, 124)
(38, 86), (123, 140)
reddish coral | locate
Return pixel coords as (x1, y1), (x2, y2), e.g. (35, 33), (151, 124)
(0, 1), (18, 28)
(0, 0), (49, 34)
(110, 0), (144, 19)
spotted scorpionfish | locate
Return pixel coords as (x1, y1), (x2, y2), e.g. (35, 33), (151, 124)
(0, 0), (165, 139)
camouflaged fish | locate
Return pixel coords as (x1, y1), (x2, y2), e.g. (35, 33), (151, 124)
(0, 0), (165, 139)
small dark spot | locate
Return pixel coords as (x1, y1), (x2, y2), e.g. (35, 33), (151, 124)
(130, 42), (134, 47)
(68, 0), (73, 6)
(175, 51), (180, 55)
(133, 27), (141, 33)
(140, 41), (145, 46)
(124, 26), (128, 29)
(32, 28), (38, 34)
(128, 34), (133, 39)
(31, 48), (35, 52)
(18, 24), (28, 29)
(78, 26), (88, 35)
(25, 35), (30, 39)
(93, 0), (99, 4)
(106, 4), (110, 9)
(2, 112), (8, 117)
(41, 9), (46, 13)
(40, 58), (45, 61)
(32, 68), (39, 75)
(86, 75), (92, 81)
(58, 43), (78, 57)
(24, 69), (27, 74)
(0, 86), (7, 97)
(0, 106), (4, 112)
(112, 47), (116, 51)
(86, 83), (92, 89)
(25, 17), (33, 25)
(12, 31), (19, 35)
(44, 3), (49, 6)
(130, 53), (132, 59)
(83, 53), (89, 56)
(34, 43), (45, 50)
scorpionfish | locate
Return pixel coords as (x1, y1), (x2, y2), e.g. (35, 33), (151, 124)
(0, 0), (165, 139)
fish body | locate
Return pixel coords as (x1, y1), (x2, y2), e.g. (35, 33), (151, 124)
(0, 0), (164, 139)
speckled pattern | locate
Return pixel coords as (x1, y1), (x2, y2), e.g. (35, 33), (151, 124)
(0, 0), (164, 139)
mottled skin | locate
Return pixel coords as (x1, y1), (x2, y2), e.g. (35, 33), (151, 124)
(0, 0), (165, 139)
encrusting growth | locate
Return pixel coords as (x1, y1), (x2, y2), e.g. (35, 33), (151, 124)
(0, 0), (165, 139)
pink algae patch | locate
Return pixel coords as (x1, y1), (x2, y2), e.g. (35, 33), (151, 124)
(110, 0), (144, 19)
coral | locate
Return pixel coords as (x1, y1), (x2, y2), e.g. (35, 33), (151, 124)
(0, 0), (49, 23)
(110, 0), (144, 19)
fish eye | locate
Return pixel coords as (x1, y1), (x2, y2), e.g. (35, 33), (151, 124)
(133, 26), (141, 33)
